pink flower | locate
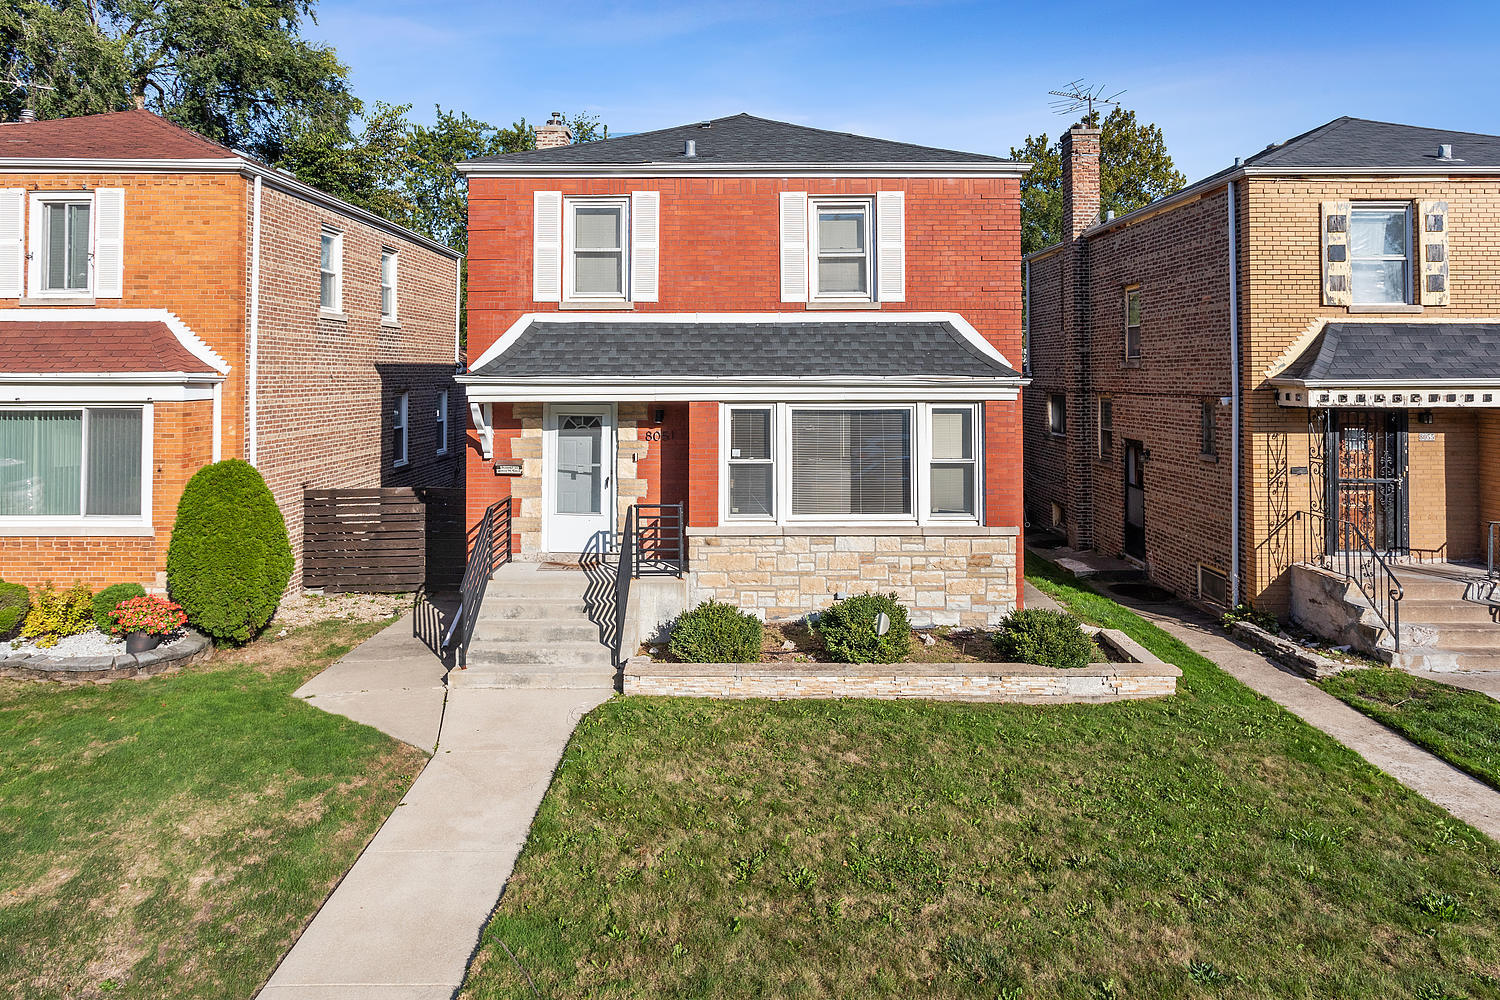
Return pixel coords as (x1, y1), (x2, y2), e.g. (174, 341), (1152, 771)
(110, 596), (188, 636)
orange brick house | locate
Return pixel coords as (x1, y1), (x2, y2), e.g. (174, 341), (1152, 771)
(1025, 118), (1500, 632)
(0, 110), (463, 589)
(456, 115), (1029, 625)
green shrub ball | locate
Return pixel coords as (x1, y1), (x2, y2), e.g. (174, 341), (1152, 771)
(993, 608), (1097, 669)
(166, 459), (293, 644)
(92, 582), (147, 632)
(0, 581), (29, 638)
(669, 601), (763, 663)
(813, 593), (912, 664)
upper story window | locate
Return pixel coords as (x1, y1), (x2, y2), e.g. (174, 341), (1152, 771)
(320, 229), (343, 312)
(1200, 397), (1217, 458)
(1098, 397), (1113, 459)
(1123, 286), (1141, 360)
(435, 390), (449, 456)
(41, 199), (90, 293)
(380, 248), (398, 321)
(1048, 394), (1067, 437)
(2, 190), (121, 300)
(1349, 204), (1410, 305)
(567, 199), (628, 301)
(811, 200), (871, 300)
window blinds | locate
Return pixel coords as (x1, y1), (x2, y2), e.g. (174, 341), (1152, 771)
(790, 409), (911, 516)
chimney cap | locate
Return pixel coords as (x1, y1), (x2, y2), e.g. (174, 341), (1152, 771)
(17, 108), (35, 123)
(547, 111), (565, 126)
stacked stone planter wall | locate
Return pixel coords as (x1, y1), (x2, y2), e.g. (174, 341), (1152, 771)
(0, 629), (212, 682)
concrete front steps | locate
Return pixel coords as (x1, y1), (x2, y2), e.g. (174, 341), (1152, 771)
(1395, 565), (1500, 672)
(450, 563), (617, 690)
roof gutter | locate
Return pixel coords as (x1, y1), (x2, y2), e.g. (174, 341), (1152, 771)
(456, 161), (1031, 178)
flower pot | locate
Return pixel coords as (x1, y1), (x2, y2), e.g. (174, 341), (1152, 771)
(125, 631), (162, 654)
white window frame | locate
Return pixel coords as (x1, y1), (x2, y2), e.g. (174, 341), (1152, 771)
(392, 392), (408, 468)
(1048, 394), (1067, 437)
(718, 401), (981, 528)
(564, 197), (630, 302)
(809, 197), (874, 302)
(1348, 202), (1413, 306)
(29, 191), (95, 297)
(1123, 285), (1141, 360)
(435, 390), (449, 456)
(320, 228), (344, 313)
(724, 405), (776, 521)
(0, 402), (153, 533)
(923, 404), (979, 520)
(380, 247), (398, 322)
(1097, 396), (1113, 460)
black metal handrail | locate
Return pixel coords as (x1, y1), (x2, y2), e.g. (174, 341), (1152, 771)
(443, 496), (513, 669)
(1488, 521), (1500, 581)
(609, 505), (637, 666)
(1264, 509), (1403, 651)
(633, 502), (685, 577)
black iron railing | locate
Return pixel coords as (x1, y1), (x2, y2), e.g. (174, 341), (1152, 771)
(443, 496), (513, 669)
(1268, 509), (1403, 651)
(1488, 521), (1500, 581)
(633, 503), (685, 577)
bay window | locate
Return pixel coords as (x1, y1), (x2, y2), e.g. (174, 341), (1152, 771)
(0, 407), (144, 520)
(723, 403), (981, 524)
(1349, 204), (1411, 305)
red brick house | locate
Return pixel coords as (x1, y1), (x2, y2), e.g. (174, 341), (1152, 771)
(0, 110), (463, 589)
(457, 114), (1029, 627)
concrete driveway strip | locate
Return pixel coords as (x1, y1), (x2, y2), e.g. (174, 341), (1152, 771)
(263, 614), (612, 999)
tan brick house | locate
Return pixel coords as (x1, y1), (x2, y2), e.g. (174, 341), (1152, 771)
(1025, 118), (1500, 653)
(0, 110), (463, 589)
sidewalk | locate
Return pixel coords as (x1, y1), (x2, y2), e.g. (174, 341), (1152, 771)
(260, 611), (612, 999)
(1091, 577), (1500, 842)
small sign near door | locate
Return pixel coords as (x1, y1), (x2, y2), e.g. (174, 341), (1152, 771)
(1419, 432), (1437, 442)
(492, 461), (523, 476)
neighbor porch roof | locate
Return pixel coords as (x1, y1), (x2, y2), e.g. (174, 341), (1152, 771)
(1269, 320), (1500, 409)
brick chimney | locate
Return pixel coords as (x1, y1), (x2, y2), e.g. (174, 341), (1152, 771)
(536, 111), (572, 150)
(1061, 124), (1101, 240)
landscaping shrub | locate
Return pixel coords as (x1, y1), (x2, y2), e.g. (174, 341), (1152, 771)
(166, 459), (293, 644)
(92, 583), (147, 632)
(0, 581), (29, 638)
(813, 593), (912, 664)
(669, 601), (763, 663)
(20, 583), (94, 648)
(992, 608), (1097, 669)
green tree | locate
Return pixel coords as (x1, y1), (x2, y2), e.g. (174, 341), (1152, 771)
(1010, 106), (1187, 255)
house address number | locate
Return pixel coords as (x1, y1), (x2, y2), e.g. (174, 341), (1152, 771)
(640, 428), (675, 442)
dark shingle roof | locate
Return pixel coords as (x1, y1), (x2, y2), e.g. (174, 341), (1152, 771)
(463, 114), (1018, 167)
(1277, 322), (1500, 382)
(1245, 117), (1500, 170)
(468, 319), (1019, 380)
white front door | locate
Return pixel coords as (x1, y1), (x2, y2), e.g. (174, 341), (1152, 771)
(543, 404), (615, 553)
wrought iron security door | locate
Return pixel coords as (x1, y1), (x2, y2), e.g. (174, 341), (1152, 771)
(1326, 410), (1408, 555)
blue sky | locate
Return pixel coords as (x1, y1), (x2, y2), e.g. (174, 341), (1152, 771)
(313, 0), (1499, 182)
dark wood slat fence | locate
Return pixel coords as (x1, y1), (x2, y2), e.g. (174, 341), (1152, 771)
(302, 487), (466, 593)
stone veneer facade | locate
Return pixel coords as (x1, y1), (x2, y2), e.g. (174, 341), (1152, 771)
(687, 527), (1018, 627)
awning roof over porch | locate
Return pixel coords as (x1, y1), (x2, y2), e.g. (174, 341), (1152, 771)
(1270, 321), (1500, 408)
(459, 312), (1024, 402)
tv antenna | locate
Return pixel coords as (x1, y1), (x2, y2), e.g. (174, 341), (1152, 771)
(1048, 80), (1124, 122)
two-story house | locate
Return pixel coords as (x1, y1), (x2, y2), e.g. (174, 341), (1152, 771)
(1026, 118), (1500, 667)
(457, 114), (1029, 631)
(0, 109), (464, 589)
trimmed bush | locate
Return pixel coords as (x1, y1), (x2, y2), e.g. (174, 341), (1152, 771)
(0, 581), (29, 638)
(20, 582), (94, 648)
(167, 459), (293, 644)
(93, 583), (147, 632)
(813, 593), (912, 664)
(992, 609), (1098, 669)
(669, 601), (763, 663)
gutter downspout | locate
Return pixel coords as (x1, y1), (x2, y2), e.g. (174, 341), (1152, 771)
(454, 257), (462, 366)
(1228, 178), (1242, 607)
(248, 175), (263, 465)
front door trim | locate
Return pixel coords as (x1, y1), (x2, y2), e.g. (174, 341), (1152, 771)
(541, 402), (617, 554)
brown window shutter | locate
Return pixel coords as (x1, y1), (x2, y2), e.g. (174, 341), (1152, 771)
(1321, 200), (1352, 306)
(1418, 200), (1449, 306)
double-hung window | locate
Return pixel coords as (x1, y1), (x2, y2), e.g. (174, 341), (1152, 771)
(0, 407), (145, 521)
(567, 199), (627, 300)
(811, 200), (871, 300)
(1349, 204), (1411, 305)
(929, 407), (977, 517)
(1098, 397), (1113, 459)
(435, 390), (449, 456)
(1124, 286), (1141, 360)
(41, 199), (91, 294)
(1048, 394), (1067, 436)
(380, 248), (398, 321)
(726, 407), (774, 518)
(320, 229), (343, 311)
(392, 393), (408, 468)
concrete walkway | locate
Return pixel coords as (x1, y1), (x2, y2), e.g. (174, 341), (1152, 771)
(260, 611), (612, 999)
(1091, 581), (1500, 842)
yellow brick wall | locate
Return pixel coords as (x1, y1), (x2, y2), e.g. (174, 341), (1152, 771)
(1481, 411), (1500, 550)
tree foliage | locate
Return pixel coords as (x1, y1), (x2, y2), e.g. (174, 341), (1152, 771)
(1010, 107), (1187, 255)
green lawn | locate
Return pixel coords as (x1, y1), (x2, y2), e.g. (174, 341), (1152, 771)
(460, 556), (1500, 1000)
(0, 618), (424, 1000)
(1320, 667), (1500, 791)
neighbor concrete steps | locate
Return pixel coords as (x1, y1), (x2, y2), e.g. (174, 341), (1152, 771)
(1392, 566), (1500, 673)
(452, 563), (616, 689)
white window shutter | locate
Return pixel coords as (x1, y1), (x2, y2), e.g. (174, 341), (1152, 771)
(0, 190), (24, 298)
(876, 190), (906, 302)
(1418, 200), (1449, 307)
(93, 188), (125, 298)
(1321, 200), (1352, 307)
(533, 190), (562, 302)
(779, 191), (808, 303)
(630, 190), (660, 302)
